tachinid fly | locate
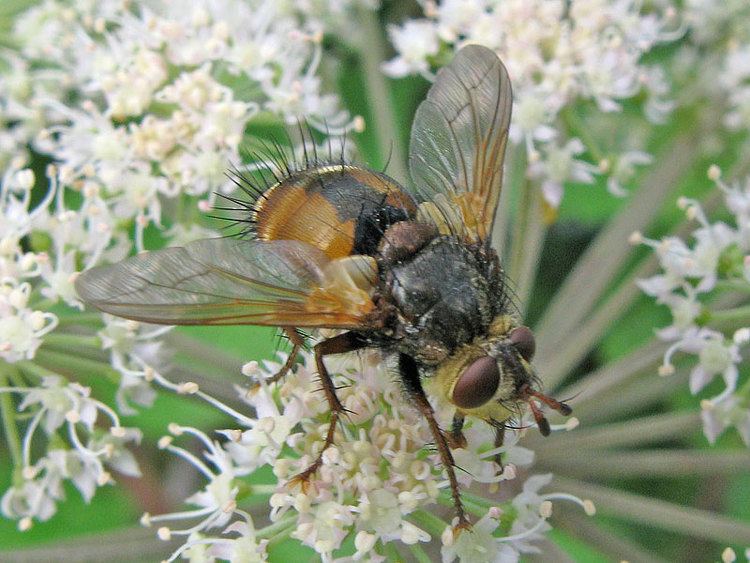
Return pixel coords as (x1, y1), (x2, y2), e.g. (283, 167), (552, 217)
(75, 45), (572, 529)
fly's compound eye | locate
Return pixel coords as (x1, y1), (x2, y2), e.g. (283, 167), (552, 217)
(452, 356), (500, 409)
(509, 326), (535, 362)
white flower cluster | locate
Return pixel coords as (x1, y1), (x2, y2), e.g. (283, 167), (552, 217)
(0, 0), (359, 532)
(383, 0), (680, 206)
(146, 351), (591, 562)
(98, 315), (172, 415)
(0, 159), (152, 529)
(0, 164), (58, 363)
(681, 1), (750, 132)
(635, 165), (750, 445)
(0, 375), (141, 531)
(1, 0), (356, 248)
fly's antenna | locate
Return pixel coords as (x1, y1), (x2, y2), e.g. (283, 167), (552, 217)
(518, 383), (572, 437)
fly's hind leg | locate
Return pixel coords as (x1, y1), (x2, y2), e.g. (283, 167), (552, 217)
(399, 353), (471, 532)
(271, 326), (305, 384)
(249, 327), (304, 390)
(288, 332), (367, 491)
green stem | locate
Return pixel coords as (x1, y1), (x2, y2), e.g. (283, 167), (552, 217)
(537, 449), (750, 478)
(537, 255), (658, 389)
(356, 7), (409, 182)
(0, 363), (23, 467)
(383, 541), (405, 562)
(556, 506), (670, 563)
(714, 279), (750, 294)
(570, 367), (688, 424)
(43, 333), (101, 349)
(409, 544), (433, 563)
(31, 297), (57, 311)
(508, 176), (533, 284)
(559, 337), (666, 407)
(511, 178), (547, 316)
(56, 313), (104, 325)
(248, 484), (276, 496)
(15, 360), (58, 383)
(257, 515), (297, 544)
(534, 132), (701, 368)
(737, 378), (750, 404)
(553, 475), (750, 544)
(165, 332), (244, 378)
(708, 303), (750, 324)
(533, 410), (701, 453)
(561, 106), (605, 163)
(34, 349), (121, 384)
(493, 143), (527, 257)
(410, 509), (449, 538)
(436, 493), (489, 518)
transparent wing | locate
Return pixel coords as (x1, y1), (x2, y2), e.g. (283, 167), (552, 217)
(409, 44), (512, 241)
(75, 238), (378, 328)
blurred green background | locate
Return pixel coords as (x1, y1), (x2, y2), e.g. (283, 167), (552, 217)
(1, 0), (749, 561)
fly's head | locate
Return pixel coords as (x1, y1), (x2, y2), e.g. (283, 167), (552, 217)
(433, 315), (571, 435)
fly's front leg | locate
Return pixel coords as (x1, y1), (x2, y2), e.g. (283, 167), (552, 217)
(399, 353), (471, 531)
(288, 332), (367, 491)
(493, 424), (506, 473)
(446, 412), (467, 449)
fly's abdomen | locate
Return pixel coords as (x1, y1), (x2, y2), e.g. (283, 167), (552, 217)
(253, 165), (417, 259)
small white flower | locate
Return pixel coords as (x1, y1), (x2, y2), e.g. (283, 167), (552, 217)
(383, 21), (440, 78)
(529, 138), (598, 208)
(702, 395), (750, 445)
(690, 335), (739, 395)
(606, 150), (653, 197)
(440, 509), (507, 563)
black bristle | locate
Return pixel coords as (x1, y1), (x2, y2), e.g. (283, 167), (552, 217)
(208, 120), (352, 239)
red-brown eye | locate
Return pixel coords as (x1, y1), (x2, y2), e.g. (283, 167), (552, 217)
(452, 356), (500, 409)
(510, 326), (535, 361)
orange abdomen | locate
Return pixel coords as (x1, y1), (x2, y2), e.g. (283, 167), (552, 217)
(254, 165), (417, 259)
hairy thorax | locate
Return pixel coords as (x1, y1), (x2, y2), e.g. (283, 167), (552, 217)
(377, 233), (507, 365)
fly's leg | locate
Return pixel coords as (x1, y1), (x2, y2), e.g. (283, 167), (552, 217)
(399, 353), (470, 532)
(247, 327), (304, 395)
(267, 326), (305, 385)
(493, 424), (506, 473)
(288, 332), (367, 491)
(447, 412), (467, 449)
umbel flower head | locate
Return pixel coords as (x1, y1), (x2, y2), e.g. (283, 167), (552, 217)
(635, 165), (750, 446)
(0, 0), (360, 538)
(144, 350), (591, 562)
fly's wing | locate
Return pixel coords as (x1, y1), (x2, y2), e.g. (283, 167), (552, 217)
(409, 45), (512, 242)
(75, 238), (378, 328)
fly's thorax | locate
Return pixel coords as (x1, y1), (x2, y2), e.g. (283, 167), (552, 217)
(432, 314), (536, 424)
(385, 236), (501, 358)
